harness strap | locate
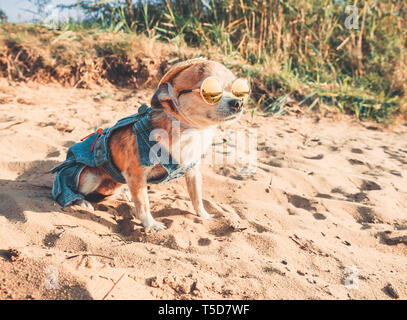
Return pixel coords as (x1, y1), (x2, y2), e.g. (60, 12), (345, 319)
(80, 128), (104, 152)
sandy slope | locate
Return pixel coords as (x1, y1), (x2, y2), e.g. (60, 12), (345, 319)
(0, 78), (406, 300)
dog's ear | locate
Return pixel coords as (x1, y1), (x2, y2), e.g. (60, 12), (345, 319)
(151, 82), (179, 113)
(158, 58), (207, 86)
(151, 58), (207, 113)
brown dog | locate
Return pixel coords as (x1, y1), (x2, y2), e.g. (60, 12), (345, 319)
(73, 58), (248, 231)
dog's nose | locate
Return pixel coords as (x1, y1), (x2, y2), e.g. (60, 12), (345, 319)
(229, 99), (243, 113)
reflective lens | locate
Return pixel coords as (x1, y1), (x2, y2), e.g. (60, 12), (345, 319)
(232, 78), (250, 99)
(200, 77), (223, 104)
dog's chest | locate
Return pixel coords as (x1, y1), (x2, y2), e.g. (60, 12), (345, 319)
(176, 127), (214, 165)
(146, 128), (214, 182)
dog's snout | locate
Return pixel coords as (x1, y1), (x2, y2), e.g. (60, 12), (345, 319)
(228, 99), (243, 112)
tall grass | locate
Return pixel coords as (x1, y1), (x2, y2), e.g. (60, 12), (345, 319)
(4, 0), (407, 121)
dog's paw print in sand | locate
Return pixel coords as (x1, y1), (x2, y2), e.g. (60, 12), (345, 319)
(348, 158), (365, 166)
(351, 148), (364, 154)
(146, 275), (212, 299)
(43, 229), (88, 252)
(257, 142), (287, 168)
(209, 223), (246, 237)
(389, 170), (403, 177)
(360, 180), (382, 191)
(116, 196), (261, 261)
(330, 187), (370, 205)
(128, 223), (204, 252)
(377, 230), (407, 246)
(381, 146), (407, 166)
(326, 177), (382, 203)
(112, 198), (222, 251)
(215, 165), (259, 181)
(257, 142), (279, 157)
(287, 194), (318, 211)
(249, 221), (272, 233)
(285, 193), (331, 222)
(303, 154), (324, 160)
(356, 206), (383, 224)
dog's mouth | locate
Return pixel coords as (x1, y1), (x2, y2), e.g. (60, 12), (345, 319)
(206, 108), (243, 124)
(221, 109), (243, 122)
(222, 114), (238, 121)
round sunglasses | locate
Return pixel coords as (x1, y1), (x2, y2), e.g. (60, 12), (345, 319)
(177, 77), (250, 105)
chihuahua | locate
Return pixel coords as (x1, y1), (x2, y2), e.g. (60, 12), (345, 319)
(51, 58), (249, 231)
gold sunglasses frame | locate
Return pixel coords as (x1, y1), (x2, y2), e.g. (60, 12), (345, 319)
(177, 77), (250, 105)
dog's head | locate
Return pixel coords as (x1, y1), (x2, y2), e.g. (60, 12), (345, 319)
(151, 58), (249, 128)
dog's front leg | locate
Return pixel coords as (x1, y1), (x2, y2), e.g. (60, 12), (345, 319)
(125, 169), (166, 231)
(185, 165), (212, 220)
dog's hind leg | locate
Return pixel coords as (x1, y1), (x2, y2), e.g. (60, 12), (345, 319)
(77, 167), (125, 210)
(76, 167), (103, 211)
(78, 168), (101, 194)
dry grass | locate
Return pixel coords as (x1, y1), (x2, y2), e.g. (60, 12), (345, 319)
(1, 0), (406, 122)
(0, 23), (195, 88)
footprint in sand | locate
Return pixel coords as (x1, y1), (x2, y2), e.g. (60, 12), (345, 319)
(331, 187), (369, 204)
(215, 165), (257, 181)
(356, 206), (381, 224)
(389, 170), (402, 177)
(360, 180), (381, 191)
(43, 230), (64, 248)
(263, 159), (283, 168)
(303, 154), (324, 160)
(348, 159), (365, 165)
(43, 230), (88, 251)
(198, 238), (211, 246)
(381, 147), (407, 165)
(287, 194), (317, 211)
(351, 148), (363, 154)
(313, 213), (327, 220)
(249, 221), (271, 233)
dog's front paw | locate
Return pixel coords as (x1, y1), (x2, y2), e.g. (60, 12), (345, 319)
(197, 208), (213, 220)
(75, 199), (94, 212)
(143, 219), (167, 231)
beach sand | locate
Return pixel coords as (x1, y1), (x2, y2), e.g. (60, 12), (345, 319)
(0, 78), (406, 300)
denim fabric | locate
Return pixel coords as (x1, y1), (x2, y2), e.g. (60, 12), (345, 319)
(51, 105), (197, 207)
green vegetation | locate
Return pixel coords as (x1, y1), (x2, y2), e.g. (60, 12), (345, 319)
(1, 0), (406, 122)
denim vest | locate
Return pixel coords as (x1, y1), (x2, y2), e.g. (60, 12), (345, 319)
(51, 105), (197, 207)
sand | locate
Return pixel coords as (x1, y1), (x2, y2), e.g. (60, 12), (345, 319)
(0, 78), (406, 300)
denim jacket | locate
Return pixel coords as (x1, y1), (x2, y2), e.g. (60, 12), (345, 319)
(51, 105), (197, 207)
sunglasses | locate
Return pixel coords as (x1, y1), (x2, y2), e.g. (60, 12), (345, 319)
(177, 77), (250, 105)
